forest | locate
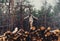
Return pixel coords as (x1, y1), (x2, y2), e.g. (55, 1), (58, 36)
(0, 0), (60, 34)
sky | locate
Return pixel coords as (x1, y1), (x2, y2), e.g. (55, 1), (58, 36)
(29, 0), (58, 10)
(14, 0), (58, 10)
